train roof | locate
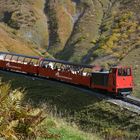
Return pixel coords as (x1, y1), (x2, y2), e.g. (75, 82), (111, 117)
(0, 51), (39, 59)
(0, 52), (93, 68)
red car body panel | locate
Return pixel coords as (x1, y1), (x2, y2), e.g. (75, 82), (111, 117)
(0, 60), (38, 74)
(38, 67), (91, 87)
(116, 76), (133, 89)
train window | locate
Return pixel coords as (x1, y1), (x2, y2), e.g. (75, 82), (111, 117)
(118, 68), (131, 76)
(24, 58), (38, 65)
(118, 68), (122, 76)
(23, 58), (30, 64)
(0, 54), (6, 60)
(24, 58), (39, 66)
(5, 55), (12, 61)
(17, 57), (24, 63)
(30, 59), (39, 66)
(126, 68), (131, 76)
(11, 56), (18, 62)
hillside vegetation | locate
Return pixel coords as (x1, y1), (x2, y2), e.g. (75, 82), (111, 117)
(0, 82), (97, 140)
(0, 71), (140, 140)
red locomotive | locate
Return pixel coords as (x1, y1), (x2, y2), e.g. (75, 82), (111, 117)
(0, 52), (133, 97)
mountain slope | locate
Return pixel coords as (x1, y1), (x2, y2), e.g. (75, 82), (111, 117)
(43, 0), (140, 66)
(0, 0), (139, 65)
(0, 24), (38, 55)
(0, 0), (49, 56)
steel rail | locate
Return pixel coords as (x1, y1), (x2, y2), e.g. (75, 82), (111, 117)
(123, 95), (140, 107)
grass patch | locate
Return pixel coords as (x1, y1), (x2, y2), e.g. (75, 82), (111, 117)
(38, 117), (100, 140)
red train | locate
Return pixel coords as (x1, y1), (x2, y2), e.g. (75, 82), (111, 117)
(0, 52), (133, 97)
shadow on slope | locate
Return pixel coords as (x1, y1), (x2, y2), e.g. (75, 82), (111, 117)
(0, 71), (101, 112)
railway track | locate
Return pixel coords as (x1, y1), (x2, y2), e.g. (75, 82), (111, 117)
(108, 98), (140, 114)
(0, 69), (140, 114)
(78, 89), (140, 114)
(124, 95), (140, 107)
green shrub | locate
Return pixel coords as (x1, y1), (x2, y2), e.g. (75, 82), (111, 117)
(0, 83), (58, 140)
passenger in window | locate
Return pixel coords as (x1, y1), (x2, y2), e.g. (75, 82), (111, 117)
(118, 69), (122, 76)
(127, 68), (131, 76)
(28, 62), (34, 65)
(123, 69), (127, 76)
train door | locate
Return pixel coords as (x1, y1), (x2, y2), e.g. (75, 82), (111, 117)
(108, 68), (117, 93)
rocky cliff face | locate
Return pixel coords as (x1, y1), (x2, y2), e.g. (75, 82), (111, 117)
(0, 0), (139, 66)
